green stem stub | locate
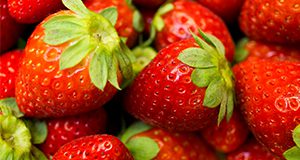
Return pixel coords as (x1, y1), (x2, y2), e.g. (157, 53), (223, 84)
(178, 29), (235, 124)
(42, 0), (134, 91)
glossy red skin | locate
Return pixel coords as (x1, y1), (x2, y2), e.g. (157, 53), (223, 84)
(0, 0), (25, 53)
(233, 59), (300, 158)
(131, 128), (217, 160)
(201, 110), (249, 153)
(39, 108), (107, 158)
(242, 40), (300, 62)
(227, 139), (280, 160)
(0, 50), (23, 98)
(7, 0), (65, 23)
(239, 0), (300, 45)
(155, 1), (235, 62)
(125, 38), (219, 131)
(84, 0), (138, 47)
(52, 134), (134, 160)
(133, 0), (165, 9)
(15, 11), (120, 118)
(196, 0), (245, 23)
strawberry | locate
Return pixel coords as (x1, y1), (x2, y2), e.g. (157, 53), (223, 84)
(84, 0), (144, 47)
(52, 134), (134, 160)
(234, 38), (300, 63)
(7, 0), (65, 24)
(239, 0), (300, 45)
(145, 0), (235, 62)
(227, 138), (280, 160)
(201, 109), (249, 153)
(38, 108), (107, 158)
(0, 0), (25, 53)
(15, 0), (134, 118)
(124, 30), (235, 131)
(133, 0), (165, 9)
(233, 59), (300, 158)
(121, 122), (218, 160)
(195, 0), (245, 23)
(0, 50), (23, 99)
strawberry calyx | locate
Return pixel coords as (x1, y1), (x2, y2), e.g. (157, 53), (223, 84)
(0, 98), (47, 160)
(125, 0), (144, 33)
(142, 2), (174, 47)
(132, 46), (157, 76)
(233, 38), (249, 64)
(178, 29), (235, 124)
(283, 124), (300, 160)
(43, 0), (134, 91)
(121, 122), (160, 160)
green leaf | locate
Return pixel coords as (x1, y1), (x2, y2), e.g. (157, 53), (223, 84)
(178, 48), (216, 68)
(226, 89), (234, 122)
(121, 122), (151, 143)
(117, 41), (134, 80)
(31, 146), (48, 160)
(24, 119), (47, 144)
(191, 68), (219, 88)
(205, 34), (225, 56)
(0, 98), (24, 118)
(107, 55), (121, 90)
(133, 10), (144, 32)
(62, 0), (90, 17)
(218, 92), (227, 125)
(59, 37), (94, 70)
(126, 137), (160, 160)
(203, 78), (225, 108)
(89, 48), (109, 91)
(293, 125), (300, 147)
(153, 16), (165, 31)
(234, 38), (249, 64)
(141, 25), (156, 47)
(284, 146), (300, 160)
(190, 31), (215, 54)
(100, 7), (118, 26)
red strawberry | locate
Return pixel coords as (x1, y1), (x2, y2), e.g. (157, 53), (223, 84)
(0, 50), (23, 98)
(52, 134), (134, 160)
(121, 122), (218, 160)
(0, 0), (25, 53)
(235, 38), (300, 63)
(239, 0), (300, 45)
(39, 108), (107, 158)
(201, 109), (249, 153)
(196, 0), (245, 23)
(7, 0), (65, 23)
(124, 30), (235, 131)
(150, 1), (235, 61)
(227, 138), (280, 160)
(15, 0), (133, 118)
(84, 0), (143, 47)
(233, 59), (300, 158)
(133, 0), (165, 8)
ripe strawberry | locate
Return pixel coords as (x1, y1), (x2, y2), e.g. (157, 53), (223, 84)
(124, 30), (235, 131)
(0, 50), (23, 98)
(121, 122), (218, 160)
(233, 59), (300, 158)
(234, 38), (300, 63)
(149, 1), (235, 61)
(227, 138), (280, 160)
(196, 0), (245, 23)
(133, 0), (165, 8)
(7, 0), (65, 24)
(52, 134), (134, 160)
(84, 0), (143, 47)
(15, 0), (133, 118)
(38, 108), (107, 158)
(239, 0), (300, 45)
(0, 0), (25, 53)
(201, 109), (249, 153)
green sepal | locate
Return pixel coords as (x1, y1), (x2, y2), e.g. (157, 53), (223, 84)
(126, 137), (160, 160)
(30, 146), (47, 160)
(62, 0), (90, 17)
(203, 78), (225, 108)
(133, 10), (144, 32)
(100, 7), (118, 26)
(107, 54), (121, 90)
(117, 41), (134, 80)
(89, 48), (109, 91)
(121, 122), (152, 143)
(198, 29), (225, 56)
(284, 146), (300, 160)
(178, 48), (216, 68)
(226, 89), (234, 122)
(293, 125), (300, 147)
(17, 38), (26, 49)
(190, 31), (215, 54)
(191, 68), (218, 87)
(0, 98), (24, 118)
(132, 46), (157, 75)
(23, 119), (47, 144)
(59, 37), (94, 70)
(234, 38), (249, 64)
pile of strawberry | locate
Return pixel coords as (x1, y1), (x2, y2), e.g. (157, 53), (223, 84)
(1, 0), (299, 159)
